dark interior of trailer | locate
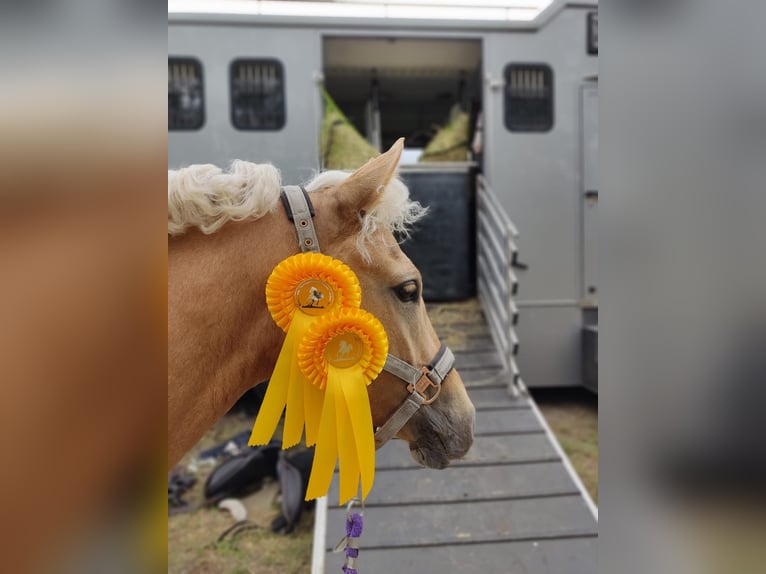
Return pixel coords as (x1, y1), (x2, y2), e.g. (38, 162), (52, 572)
(322, 37), (482, 150)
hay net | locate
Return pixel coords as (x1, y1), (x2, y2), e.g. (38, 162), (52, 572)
(419, 105), (470, 162)
(320, 89), (379, 170)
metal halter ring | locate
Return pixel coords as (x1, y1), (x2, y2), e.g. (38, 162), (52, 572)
(407, 366), (443, 405)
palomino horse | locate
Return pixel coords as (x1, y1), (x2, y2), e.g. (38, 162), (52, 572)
(168, 139), (475, 470)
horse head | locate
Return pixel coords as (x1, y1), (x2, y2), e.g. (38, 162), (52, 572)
(307, 140), (475, 468)
(168, 139), (474, 469)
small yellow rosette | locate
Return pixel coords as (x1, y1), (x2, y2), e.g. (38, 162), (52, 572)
(249, 253), (362, 448)
(299, 308), (388, 504)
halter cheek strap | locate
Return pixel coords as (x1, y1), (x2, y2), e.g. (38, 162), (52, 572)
(279, 186), (455, 449)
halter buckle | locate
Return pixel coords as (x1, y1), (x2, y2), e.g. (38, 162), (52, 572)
(407, 366), (442, 405)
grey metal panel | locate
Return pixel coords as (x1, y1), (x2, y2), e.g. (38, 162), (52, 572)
(581, 82), (599, 303)
(325, 496), (597, 549)
(484, 8), (598, 302)
(516, 305), (584, 387)
(328, 462), (578, 506)
(482, 6), (598, 388)
(375, 433), (559, 470)
(325, 538), (598, 574)
(168, 24), (321, 184)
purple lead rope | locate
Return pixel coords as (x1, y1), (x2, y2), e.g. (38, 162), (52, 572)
(341, 512), (363, 573)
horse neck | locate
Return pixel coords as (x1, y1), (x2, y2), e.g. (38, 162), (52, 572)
(167, 217), (293, 467)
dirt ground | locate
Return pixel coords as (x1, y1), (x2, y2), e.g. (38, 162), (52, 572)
(533, 387), (599, 503)
(168, 413), (315, 574)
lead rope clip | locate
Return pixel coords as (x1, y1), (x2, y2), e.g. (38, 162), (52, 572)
(332, 498), (364, 573)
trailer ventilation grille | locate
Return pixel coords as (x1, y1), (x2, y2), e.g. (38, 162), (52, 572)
(504, 64), (553, 132)
(230, 59), (286, 131)
(587, 11), (598, 55)
(168, 58), (204, 131)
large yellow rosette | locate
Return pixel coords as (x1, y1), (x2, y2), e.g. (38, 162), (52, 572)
(249, 253), (362, 448)
(299, 308), (388, 504)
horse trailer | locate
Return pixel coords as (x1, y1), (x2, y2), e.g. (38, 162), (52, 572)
(168, 0), (599, 395)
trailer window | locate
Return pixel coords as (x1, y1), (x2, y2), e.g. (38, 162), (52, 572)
(504, 64), (553, 132)
(168, 58), (204, 131)
(230, 59), (286, 130)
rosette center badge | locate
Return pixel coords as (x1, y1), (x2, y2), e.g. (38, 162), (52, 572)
(325, 333), (364, 367)
(295, 279), (335, 315)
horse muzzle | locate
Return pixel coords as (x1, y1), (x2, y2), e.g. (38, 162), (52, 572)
(406, 374), (476, 468)
(374, 344), (461, 448)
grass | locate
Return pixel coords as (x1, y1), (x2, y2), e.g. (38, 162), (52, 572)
(168, 413), (315, 574)
(532, 387), (599, 503)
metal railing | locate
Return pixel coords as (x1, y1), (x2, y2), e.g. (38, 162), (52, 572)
(476, 175), (524, 396)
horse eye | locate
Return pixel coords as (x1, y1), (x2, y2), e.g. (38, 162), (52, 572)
(393, 280), (419, 303)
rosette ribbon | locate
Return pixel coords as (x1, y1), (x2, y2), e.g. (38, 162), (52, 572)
(299, 308), (388, 504)
(249, 253), (362, 448)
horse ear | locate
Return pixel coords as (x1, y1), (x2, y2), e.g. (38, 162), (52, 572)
(332, 137), (404, 213)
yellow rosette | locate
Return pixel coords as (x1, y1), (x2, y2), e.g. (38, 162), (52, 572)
(299, 308), (388, 504)
(249, 253), (362, 449)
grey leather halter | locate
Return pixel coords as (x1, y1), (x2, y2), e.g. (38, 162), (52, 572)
(280, 185), (456, 449)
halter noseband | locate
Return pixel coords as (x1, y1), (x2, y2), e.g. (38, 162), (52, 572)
(280, 185), (455, 449)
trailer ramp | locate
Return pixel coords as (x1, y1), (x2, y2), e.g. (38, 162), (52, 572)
(312, 300), (597, 574)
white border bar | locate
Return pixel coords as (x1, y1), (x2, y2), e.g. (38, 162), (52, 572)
(528, 394), (599, 521)
(310, 495), (328, 574)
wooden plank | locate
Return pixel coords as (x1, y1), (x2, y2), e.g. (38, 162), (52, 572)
(476, 408), (541, 435)
(472, 403), (530, 414)
(428, 311), (487, 327)
(460, 367), (506, 384)
(453, 350), (504, 370)
(467, 385), (531, 409)
(434, 322), (492, 337)
(328, 462), (577, 507)
(325, 496), (597, 549)
(375, 433), (559, 470)
(441, 333), (494, 352)
(325, 538), (597, 574)
(430, 314), (489, 328)
(427, 299), (483, 314)
(438, 336), (496, 355)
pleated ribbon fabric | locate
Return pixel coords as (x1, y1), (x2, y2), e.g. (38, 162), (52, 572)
(298, 308), (388, 504)
(249, 253), (362, 449)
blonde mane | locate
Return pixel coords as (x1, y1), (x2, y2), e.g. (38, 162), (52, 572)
(168, 161), (426, 259)
(167, 161), (282, 236)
